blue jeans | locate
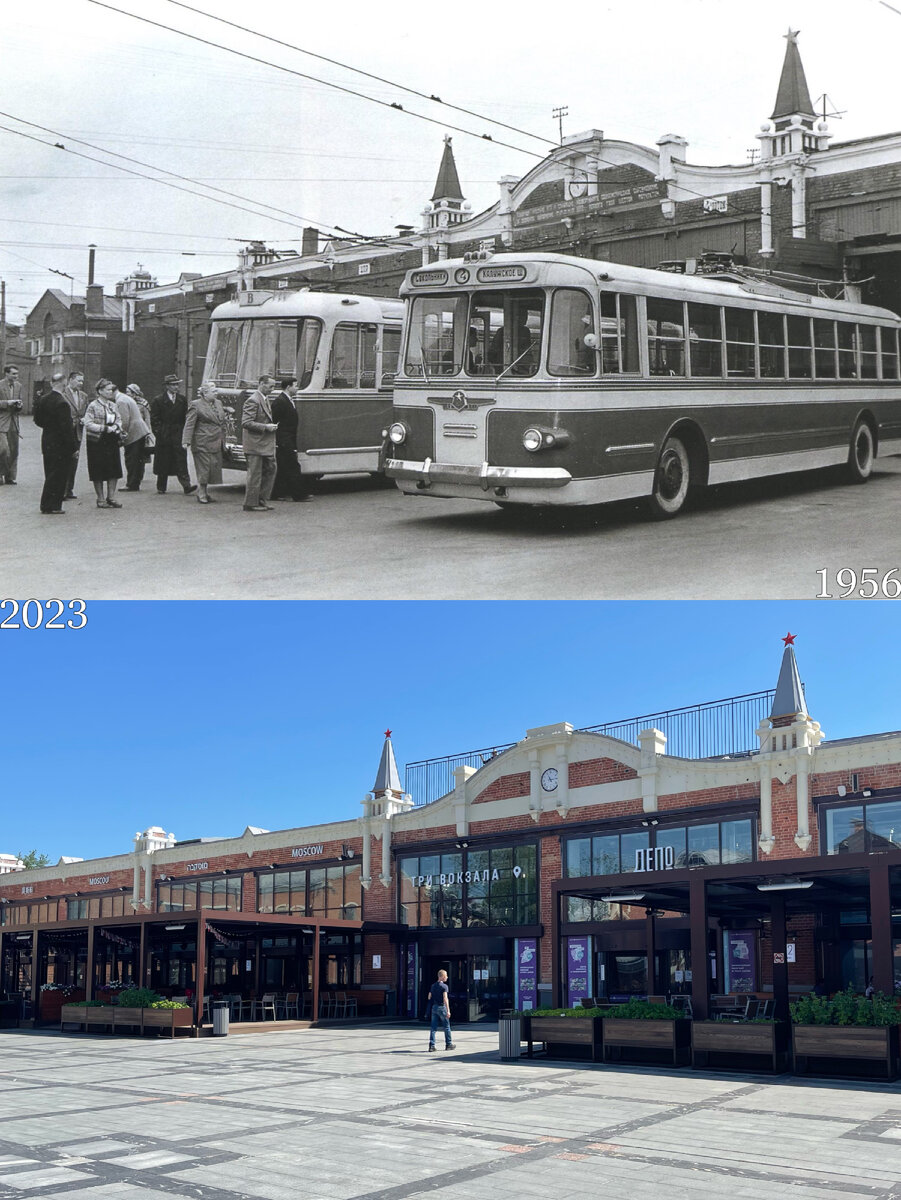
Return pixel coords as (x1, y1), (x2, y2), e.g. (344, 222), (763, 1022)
(429, 1004), (452, 1047)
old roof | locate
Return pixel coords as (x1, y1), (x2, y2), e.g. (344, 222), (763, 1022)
(771, 29), (815, 120)
(431, 137), (464, 202)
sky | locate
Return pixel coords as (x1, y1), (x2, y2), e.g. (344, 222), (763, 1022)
(2, 600), (899, 863)
(2, 0), (901, 320)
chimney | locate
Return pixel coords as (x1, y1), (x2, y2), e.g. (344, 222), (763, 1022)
(302, 227), (319, 256)
(86, 285), (104, 316)
(88, 243), (96, 286)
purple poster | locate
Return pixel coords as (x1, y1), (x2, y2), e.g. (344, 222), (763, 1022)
(566, 936), (591, 1008)
(515, 938), (537, 1010)
(405, 944), (418, 1017)
(725, 930), (757, 993)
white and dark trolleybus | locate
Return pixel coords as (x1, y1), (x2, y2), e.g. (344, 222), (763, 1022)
(384, 252), (901, 516)
(203, 288), (404, 477)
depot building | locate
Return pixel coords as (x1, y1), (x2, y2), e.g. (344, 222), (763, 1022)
(2, 637), (901, 1030)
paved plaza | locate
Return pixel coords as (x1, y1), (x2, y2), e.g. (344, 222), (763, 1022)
(3, 1025), (901, 1199)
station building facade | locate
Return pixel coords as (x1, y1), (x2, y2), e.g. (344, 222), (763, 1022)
(2, 639), (901, 1028)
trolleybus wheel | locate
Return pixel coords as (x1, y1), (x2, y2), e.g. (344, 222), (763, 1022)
(648, 435), (691, 519)
(847, 419), (875, 483)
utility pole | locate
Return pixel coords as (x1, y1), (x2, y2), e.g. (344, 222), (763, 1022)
(552, 105), (568, 145)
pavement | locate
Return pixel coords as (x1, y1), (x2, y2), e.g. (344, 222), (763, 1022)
(3, 1023), (901, 1199)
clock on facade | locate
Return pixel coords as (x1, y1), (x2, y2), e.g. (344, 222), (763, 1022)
(540, 767), (559, 792)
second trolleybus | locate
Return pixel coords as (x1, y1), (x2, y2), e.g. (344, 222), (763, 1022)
(383, 251), (901, 516)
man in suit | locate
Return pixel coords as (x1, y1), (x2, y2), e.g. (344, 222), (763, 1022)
(149, 373), (196, 494)
(0, 364), (24, 484)
(61, 370), (87, 499)
(32, 373), (76, 514)
(271, 377), (314, 503)
(241, 374), (278, 512)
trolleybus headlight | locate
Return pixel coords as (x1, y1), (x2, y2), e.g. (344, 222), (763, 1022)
(388, 421), (409, 446)
(522, 426), (570, 452)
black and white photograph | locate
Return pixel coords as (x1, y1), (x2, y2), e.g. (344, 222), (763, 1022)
(2, 0), (901, 597)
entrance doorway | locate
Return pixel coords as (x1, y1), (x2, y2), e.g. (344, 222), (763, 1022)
(423, 953), (512, 1021)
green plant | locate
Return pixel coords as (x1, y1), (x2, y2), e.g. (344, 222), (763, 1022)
(149, 999), (190, 1009)
(70, 999), (105, 1007)
(790, 986), (901, 1027)
(115, 987), (161, 1008)
(602, 999), (686, 1020)
(516, 1007), (603, 1018)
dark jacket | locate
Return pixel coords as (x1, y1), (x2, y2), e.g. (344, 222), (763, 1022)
(150, 391), (189, 477)
(271, 391), (299, 451)
(33, 389), (77, 455)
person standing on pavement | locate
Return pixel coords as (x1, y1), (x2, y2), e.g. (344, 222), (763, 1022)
(82, 379), (125, 509)
(149, 373), (196, 495)
(61, 371), (87, 500)
(125, 384), (154, 482)
(115, 385), (152, 492)
(32, 374), (76, 514)
(182, 381), (227, 504)
(271, 377), (314, 503)
(426, 969), (456, 1052)
(241, 374), (278, 512)
(0, 364), (24, 485)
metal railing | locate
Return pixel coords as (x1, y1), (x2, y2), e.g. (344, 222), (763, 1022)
(404, 689), (775, 807)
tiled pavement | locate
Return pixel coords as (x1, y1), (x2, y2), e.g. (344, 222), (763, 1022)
(3, 1025), (901, 1198)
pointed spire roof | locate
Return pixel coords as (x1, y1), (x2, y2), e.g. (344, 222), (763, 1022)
(431, 137), (464, 202)
(770, 634), (808, 720)
(771, 29), (814, 120)
(372, 729), (403, 795)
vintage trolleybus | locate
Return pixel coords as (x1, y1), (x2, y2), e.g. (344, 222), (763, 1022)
(384, 252), (901, 515)
(203, 288), (404, 477)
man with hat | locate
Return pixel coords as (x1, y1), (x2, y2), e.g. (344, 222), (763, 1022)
(149, 373), (196, 495)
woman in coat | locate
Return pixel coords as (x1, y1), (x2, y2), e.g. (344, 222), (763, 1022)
(182, 381), (227, 503)
(82, 379), (125, 508)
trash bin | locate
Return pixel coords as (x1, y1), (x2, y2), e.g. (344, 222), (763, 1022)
(213, 1000), (229, 1037)
(498, 1013), (522, 1060)
(385, 988), (397, 1017)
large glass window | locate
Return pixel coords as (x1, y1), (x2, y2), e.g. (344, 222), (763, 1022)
(548, 289), (595, 376)
(859, 325), (878, 380)
(813, 319), (837, 378)
(787, 315), (813, 379)
(297, 320), (321, 389)
(825, 805), (866, 854)
(381, 326), (402, 386)
(687, 303), (723, 377)
(724, 308), (756, 377)
(758, 311), (786, 377)
(565, 818), (754, 878)
(399, 845), (537, 929)
(325, 323), (377, 389)
(837, 322), (857, 379)
(598, 292), (639, 374)
(405, 295), (467, 377)
(206, 322), (244, 384)
(475, 289), (544, 378)
(256, 863), (360, 918)
(824, 797), (901, 855)
(881, 327), (899, 379)
(647, 297), (685, 376)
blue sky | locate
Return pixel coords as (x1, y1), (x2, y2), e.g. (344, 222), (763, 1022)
(3, 601), (899, 863)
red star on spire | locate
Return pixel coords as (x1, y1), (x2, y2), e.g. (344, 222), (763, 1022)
(384, 728), (392, 739)
(782, 632), (796, 646)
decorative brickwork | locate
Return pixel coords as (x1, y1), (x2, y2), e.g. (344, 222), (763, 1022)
(569, 758), (638, 788)
(472, 772), (530, 804)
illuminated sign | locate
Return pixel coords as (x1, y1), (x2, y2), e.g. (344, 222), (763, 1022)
(88, 875), (111, 886)
(291, 844), (324, 859)
(410, 270), (448, 287)
(477, 265), (527, 282)
(633, 847), (676, 872)
(21, 886), (33, 895)
(185, 862), (209, 872)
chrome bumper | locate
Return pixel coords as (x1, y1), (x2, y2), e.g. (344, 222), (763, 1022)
(385, 458), (571, 490)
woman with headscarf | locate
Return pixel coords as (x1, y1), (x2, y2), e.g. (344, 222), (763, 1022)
(82, 379), (125, 508)
(125, 383), (154, 488)
(182, 380), (227, 503)
(116, 384), (152, 492)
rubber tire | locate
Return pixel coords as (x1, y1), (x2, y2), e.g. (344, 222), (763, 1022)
(847, 420), (875, 483)
(648, 435), (691, 519)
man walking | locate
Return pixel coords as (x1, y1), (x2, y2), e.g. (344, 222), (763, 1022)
(271, 377), (314, 502)
(426, 968), (456, 1052)
(32, 374), (76, 514)
(61, 370), (87, 499)
(149, 373), (196, 494)
(0, 364), (24, 485)
(241, 374), (278, 512)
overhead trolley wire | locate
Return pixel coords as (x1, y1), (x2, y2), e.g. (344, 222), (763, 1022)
(164, 0), (558, 149)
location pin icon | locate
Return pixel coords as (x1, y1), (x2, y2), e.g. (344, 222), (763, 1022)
(513, 866), (522, 878)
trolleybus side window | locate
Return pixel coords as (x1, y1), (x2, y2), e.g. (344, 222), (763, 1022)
(548, 289), (595, 376)
(326, 322), (378, 389)
(837, 322), (857, 378)
(814, 318), (838, 378)
(381, 326), (401, 385)
(297, 320), (321, 390)
(880, 326), (899, 378)
(687, 302), (723, 377)
(477, 289), (543, 377)
(598, 292), (639, 374)
(859, 324), (878, 380)
(646, 296), (685, 376)
(207, 322), (243, 385)
(404, 295), (466, 376)
(787, 315), (813, 378)
(724, 307), (756, 377)
(757, 311), (786, 377)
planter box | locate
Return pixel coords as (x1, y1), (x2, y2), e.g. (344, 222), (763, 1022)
(142, 1009), (193, 1038)
(114, 1006), (145, 1029)
(40, 990), (85, 1022)
(792, 1024), (898, 1079)
(527, 1016), (603, 1062)
(692, 1022), (786, 1073)
(602, 1017), (690, 1067)
(60, 1004), (115, 1031)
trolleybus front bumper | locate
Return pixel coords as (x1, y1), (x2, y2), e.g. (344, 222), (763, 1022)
(385, 457), (572, 490)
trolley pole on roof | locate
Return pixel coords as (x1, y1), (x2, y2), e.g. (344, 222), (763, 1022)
(552, 105), (568, 145)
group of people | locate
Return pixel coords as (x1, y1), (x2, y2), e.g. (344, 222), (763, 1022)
(16, 368), (315, 514)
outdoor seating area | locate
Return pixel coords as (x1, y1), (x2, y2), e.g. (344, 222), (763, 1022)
(184, 990), (372, 1024)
